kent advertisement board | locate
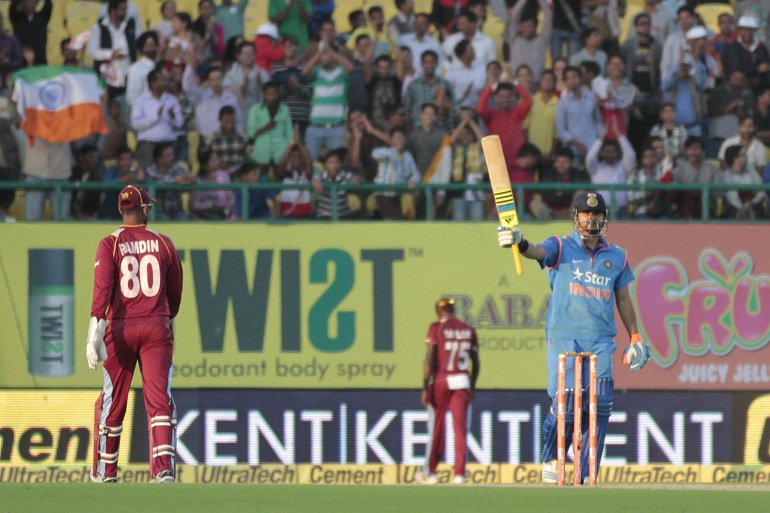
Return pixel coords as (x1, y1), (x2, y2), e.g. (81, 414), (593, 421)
(3, 389), (770, 468)
(0, 223), (769, 390)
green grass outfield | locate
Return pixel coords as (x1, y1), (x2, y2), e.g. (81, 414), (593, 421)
(2, 484), (769, 513)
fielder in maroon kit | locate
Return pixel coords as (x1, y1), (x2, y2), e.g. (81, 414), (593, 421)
(86, 185), (183, 483)
(416, 298), (480, 485)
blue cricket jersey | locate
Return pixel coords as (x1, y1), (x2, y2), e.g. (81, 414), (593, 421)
(538, 230), (635, 341)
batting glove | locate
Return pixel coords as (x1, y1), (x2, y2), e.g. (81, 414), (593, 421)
(86, 317), (108, 371)
(622, 334), (651, 371)
(497, 226), (522, 248)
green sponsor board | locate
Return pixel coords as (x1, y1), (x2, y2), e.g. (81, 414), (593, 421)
(0, 223), (563, 389)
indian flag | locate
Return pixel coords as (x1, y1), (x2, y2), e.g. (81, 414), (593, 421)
(11, 66), (108, 144)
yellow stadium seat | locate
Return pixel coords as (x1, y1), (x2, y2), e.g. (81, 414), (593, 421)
(65, 2), (100, 36)
(483, 6), (506, 63)
(175, 0), (199, 16)
(620, 4), (644, 44)
(333, 0), (366, 32)
(695, 3), (734, 34)
(244, 1), (269, 37)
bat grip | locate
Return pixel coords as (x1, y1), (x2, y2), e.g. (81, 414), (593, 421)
(512, 245), (524, 275)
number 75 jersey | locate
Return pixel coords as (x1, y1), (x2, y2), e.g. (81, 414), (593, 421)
(91, 225), (183, 323)
(426, 317), (478, 381)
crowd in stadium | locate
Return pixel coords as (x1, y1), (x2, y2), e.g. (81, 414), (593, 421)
(0, 0), (768, 221)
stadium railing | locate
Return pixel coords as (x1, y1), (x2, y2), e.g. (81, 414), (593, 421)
(0, 181), (768, 222)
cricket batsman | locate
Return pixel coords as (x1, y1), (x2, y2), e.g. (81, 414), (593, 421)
(497, 191), (651, 483)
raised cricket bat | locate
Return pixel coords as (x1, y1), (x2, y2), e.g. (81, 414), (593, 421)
(481, 135), (524, 275)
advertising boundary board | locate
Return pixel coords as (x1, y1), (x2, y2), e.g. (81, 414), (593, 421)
(2, 463), (770, 485)
(2, 223), (770, 390)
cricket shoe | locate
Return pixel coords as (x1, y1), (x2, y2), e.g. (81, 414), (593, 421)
(452, 475), (466, 485)
(90, 473), (118, 484)
(414, 471), (439, 485)
(542, 460), (558, 484)
(152, 470), (175, 483)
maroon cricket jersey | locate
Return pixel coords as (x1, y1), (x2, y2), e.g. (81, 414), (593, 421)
(425, 317), (478, 381)
(91, 225), (183, 325)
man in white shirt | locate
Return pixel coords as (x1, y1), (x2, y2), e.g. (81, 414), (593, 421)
(445, 39), (486, 109)
(87, 0), (137, 98)
(660, 6), (695, 79)
(183, 62), (241, 139)
(131, 65), (184, 168)
(126, 31), (159, 107)
(224, 41), (270, 134)
(441, 9), (496, 69)
(398, 13), (442, 74)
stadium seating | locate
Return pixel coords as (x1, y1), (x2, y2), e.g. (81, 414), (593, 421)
(244, 1), (269, 37)
(46, 25), (71, 66)
(695, 3), (734, 34)
(619, 3), (644, 44)
(65, 1), (100, 36)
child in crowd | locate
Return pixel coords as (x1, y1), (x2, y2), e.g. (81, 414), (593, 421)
(649, 103), (687, 166)
(372, 127), (421, 219)
(313, 148), (362, 219)
(722, 145), (766, 219)
(189, 150), (236, 220)
(441, 109), (486, 221)
(627, 144), (671, 219)
(234, 161), (277, 220)
(586, 119), (637, 217)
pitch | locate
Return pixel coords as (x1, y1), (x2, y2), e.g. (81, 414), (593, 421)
(2, 483), (769, 513)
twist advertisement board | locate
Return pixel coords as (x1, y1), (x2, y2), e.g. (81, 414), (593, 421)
(1, 223), (769, 390)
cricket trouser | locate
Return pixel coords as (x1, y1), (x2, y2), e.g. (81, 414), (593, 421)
(425, 379), (471, 477)
(92, 322), (176, 480)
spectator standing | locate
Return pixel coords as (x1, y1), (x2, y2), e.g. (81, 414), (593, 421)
(192, 0), (225, 62)
(202, 105), (248, 172)
(346, 7), (392, 60)
(524, 69), (559, 157)
(660, 6), (695, 80)
(269, 0), (312, 51)
(182, 60), (240, 139)
(88, 0), (138, 98)
(247, 81), (293, 169)
(100, 146), (144, 219)
(0, 13), (23, 91)
(372, 127), (421, 219)
(276, 129), (314, 218)
(100, 98), (129, 161)
(707, 13), (736, 70)
(556, 66), (603, 161)
(145, 142), (195, 220)
(348, 34), (375, 115)
(22, 138), (72, 220)
(368, 55), (403, 123)
(754, 85), (770, 146)
(723, 16), (770, 89)
(309, 0), (335, 40)
(313, 148), (362, 219)
(551, 0), (582, 61)
(225, 41), (270, 134)
(87, 184), (181, 485)
(131, 65), (184, 169)
(626, 145), (669, 219)
(216, 0), (249, 42)
(431, 0), (470, 39)
(166, 12), (194, 64)
(444, 39), (486, 110)
(626, 0), (676, 43)
(437, 110), (486, 220)
(404, 51), (454, 127)
(585, 121), (637, 216)
(599, 55), (638, 139)
(649, 102), (688, 165)
(9, 0), (51, 65)
(302, 44), (353, 161)
(70, 145), (105, 219)
(478, 80), (532, 172)
(672, 136), (722, 219)
(154, 1), (176, 46)
(661, 53), (707, 137)
(398, 13), (442, 75)
(569, 28), (607, 76)
(508, 0), (553, 83)
(126, 32), (160, 108)
(253, 23), (285, 74)
(388, 0), (416, 44)
(165, 61), (194, 165)
(441, 9), (496, 69)
(508, 142), (542, 215)
(271, 35), (312, 138)
(734, 0), (770, 44)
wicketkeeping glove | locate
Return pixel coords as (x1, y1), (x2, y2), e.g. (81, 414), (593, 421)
(497, 226), (522, 248)
(622, 334), (651, 371)
(86, 317), (108, 371)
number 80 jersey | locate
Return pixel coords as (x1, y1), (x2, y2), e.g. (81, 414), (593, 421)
(426, 317), (478, 381)
(91, 226), (183, 324)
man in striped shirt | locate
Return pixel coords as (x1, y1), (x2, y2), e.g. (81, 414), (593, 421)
(302, 43), (354, 161)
